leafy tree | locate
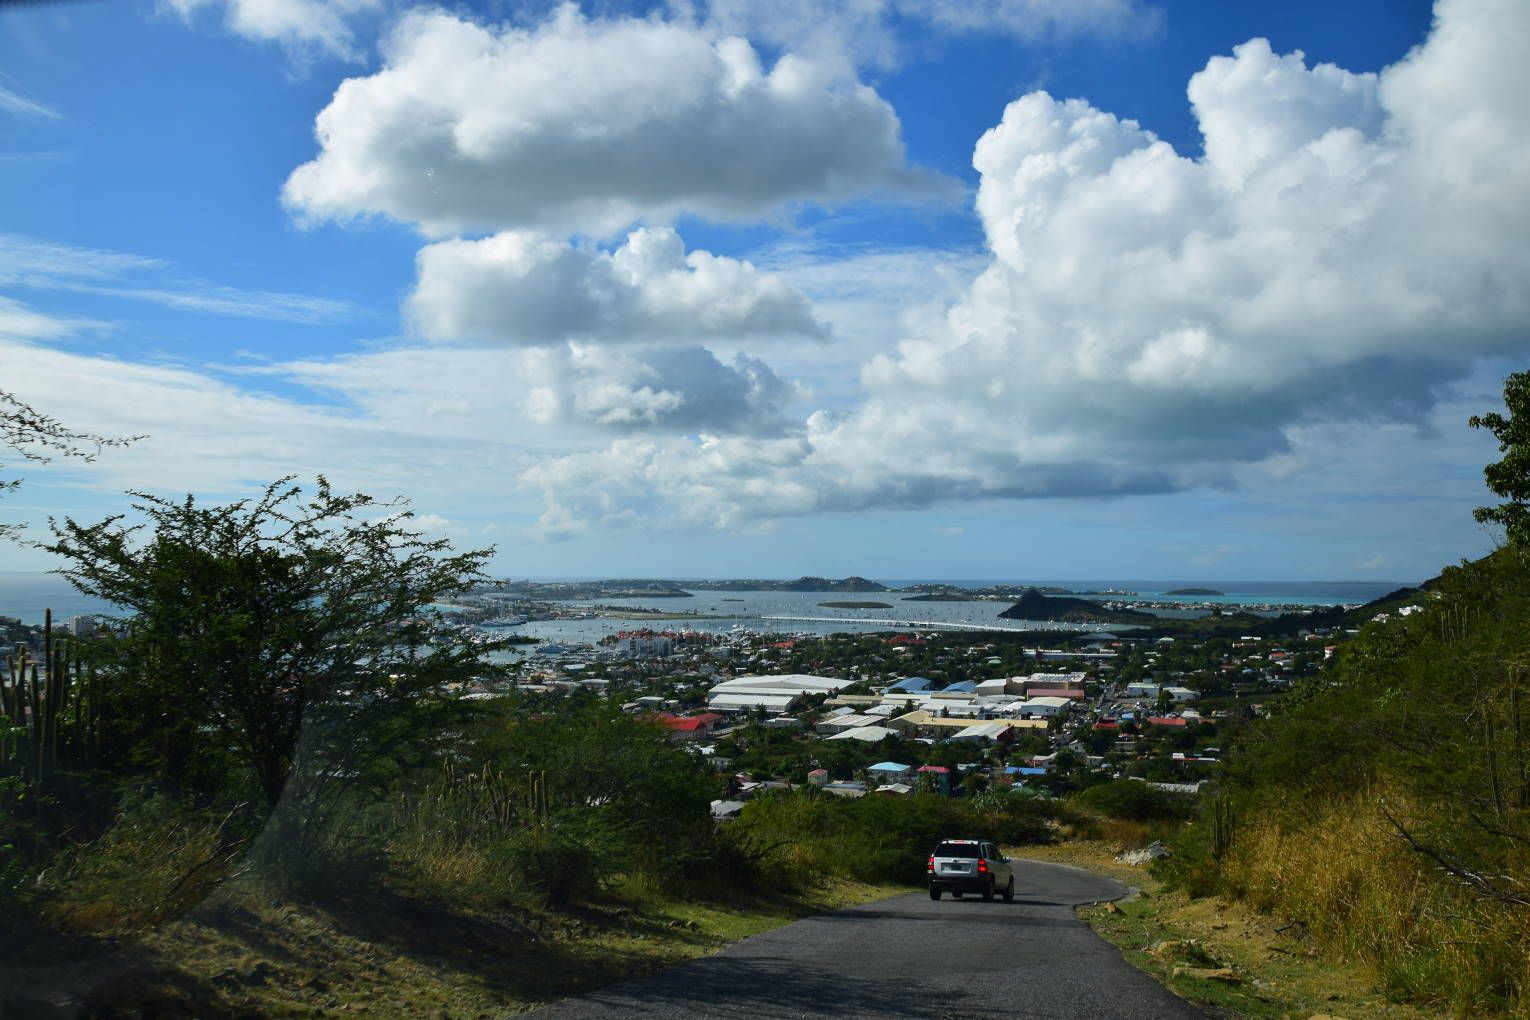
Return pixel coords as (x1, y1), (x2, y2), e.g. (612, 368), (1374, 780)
(1470, 370), (1530, 546)
(45, 477), (506, 855)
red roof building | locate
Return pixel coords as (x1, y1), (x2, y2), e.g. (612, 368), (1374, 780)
(654, 712), (725, 737)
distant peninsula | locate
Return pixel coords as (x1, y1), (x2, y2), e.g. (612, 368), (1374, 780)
(690, 576), (890, 593)
(1164, 587), (1225, 596)
(998, 590), (1158, 624)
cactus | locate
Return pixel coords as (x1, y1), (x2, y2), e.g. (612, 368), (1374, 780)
(1211, 793), (1235, 861)
(0, 608), (100, 788)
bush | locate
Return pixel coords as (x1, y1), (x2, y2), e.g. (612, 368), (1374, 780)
(1074, 779), (1195, 823)
(37, 792), (242, 935)
(734, 790), (1054, 886)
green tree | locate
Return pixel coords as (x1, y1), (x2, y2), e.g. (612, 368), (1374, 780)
(45, 477), (506, 853)
(1470, 370), (1530, 546)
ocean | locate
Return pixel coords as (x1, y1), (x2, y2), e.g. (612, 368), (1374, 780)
(0, 572), (1410, 636)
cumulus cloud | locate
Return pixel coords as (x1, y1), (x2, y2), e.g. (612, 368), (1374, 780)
(164, 0), (379, 62)
(269, 339), (798, 440)
(283, 5), (933, 236)
(519, 0), (1530, 533)
(523, 343), (799, 435)
(408, 227), (825, 345)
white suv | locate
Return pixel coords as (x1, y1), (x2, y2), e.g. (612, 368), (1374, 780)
(927, 838), (1015, 902)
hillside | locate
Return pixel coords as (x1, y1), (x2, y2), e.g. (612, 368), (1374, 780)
(997, 590), (1158, 624)
(1164, 546), (1530, 1015)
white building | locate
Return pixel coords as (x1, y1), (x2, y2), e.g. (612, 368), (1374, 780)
(616, 635), (674, 658)
(707, 673), (857, 715)
(1017, 695), (1073, 718)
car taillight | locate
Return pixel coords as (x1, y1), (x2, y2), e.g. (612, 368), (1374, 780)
(927, 856), (935, 871)
(978, 859), (988, 874)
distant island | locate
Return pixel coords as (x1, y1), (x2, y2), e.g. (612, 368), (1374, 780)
(818, 600), (894, 609)
(998, 590), (1158, 624)
(1164, 587), (1224, 596)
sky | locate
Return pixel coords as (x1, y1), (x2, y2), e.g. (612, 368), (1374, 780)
(0, 0), (1525, 583)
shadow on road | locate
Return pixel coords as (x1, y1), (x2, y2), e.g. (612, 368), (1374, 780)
(536, 953), (978, 1018)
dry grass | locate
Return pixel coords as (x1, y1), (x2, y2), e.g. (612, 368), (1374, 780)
(1219, 793), (1530, 1017)
(1036, 840), (1444, 1019)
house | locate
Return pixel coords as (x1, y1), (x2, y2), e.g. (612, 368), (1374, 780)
(885, 676), (934, 695)
(917, 764), (951, 794)
(807, 768), (829, 787)
(710, 799), (747, 820)
(867, 761), (916, 785)
(655, 712), (724, 739)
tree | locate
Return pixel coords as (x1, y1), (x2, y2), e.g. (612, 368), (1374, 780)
(1, 389), (141, 538)
(45, 477), (507, 855)
(1469, 370), (1530, 546)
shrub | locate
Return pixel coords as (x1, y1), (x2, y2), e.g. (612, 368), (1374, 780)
(1074, 779), (1195, 823)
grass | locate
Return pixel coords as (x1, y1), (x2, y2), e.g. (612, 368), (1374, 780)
(4, 872), (907, 1018)
(1029, 840), (1446, 1020)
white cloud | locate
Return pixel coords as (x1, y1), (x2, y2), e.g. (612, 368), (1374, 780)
(0, 234), (361, 324)
(518, 0), (1530, 532)
(699, 0), (1158, 71)
(0, 80), (61, 120)
(283, 5), (935, 236)
(270, 339), (798, 439)
(0, 297), (95, 342)
(408, 227), (825, 345)
(164, 0), (380, 62)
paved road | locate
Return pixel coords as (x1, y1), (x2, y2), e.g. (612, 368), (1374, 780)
(525, 860), (1207, 1020)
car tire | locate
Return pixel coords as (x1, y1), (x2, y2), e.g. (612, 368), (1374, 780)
(982, 879), (994, 902)
(929, 886), (941, 900)
(1002, 876), (1014, 902)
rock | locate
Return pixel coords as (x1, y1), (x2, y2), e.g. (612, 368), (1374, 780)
(1115, 841), (1172, 865)
(1104, 902), (1123, 914)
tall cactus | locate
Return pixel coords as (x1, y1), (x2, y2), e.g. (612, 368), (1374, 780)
(1211, 792), (1235, 861)
(0, 608), (100, 788)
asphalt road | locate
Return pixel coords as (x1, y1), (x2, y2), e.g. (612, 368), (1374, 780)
(523, 860), (1207, 1020)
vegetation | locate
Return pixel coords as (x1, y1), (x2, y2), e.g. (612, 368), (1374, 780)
(1160, 544), (1530, 1015)
(1472, 369), (1530, 546)
(732, 788), (1055, 886)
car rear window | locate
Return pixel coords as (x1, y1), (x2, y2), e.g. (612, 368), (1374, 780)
(935, 842), (981, 858)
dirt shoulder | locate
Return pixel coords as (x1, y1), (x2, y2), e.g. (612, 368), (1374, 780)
(1022, 841), (1438, 1020)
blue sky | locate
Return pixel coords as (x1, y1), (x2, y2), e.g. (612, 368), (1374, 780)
(0, 0), (1523, 582)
